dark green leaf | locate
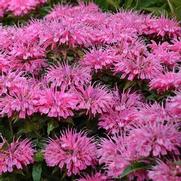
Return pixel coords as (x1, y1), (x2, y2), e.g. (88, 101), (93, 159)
(32, 164), (42, 181)
(119, 161), (151, 179)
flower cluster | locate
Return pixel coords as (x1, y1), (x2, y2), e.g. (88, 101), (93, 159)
(0, 0), (46, 17)
(0, 136), (34, 174)
(0, 2), (180, 181)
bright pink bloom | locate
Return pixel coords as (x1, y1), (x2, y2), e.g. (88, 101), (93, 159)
(7, 0), (47, 16)
(46, 63), (91, 90)
(148, 160), (181, 181)
(81, 48), (117, 71)
(99, 91), (141, 134)
(114, 41), (162, 80)
(44, 129), (97, 176)
(137, 103), (169, 123)
(78, 172), (107, 181)
(166, 92), (181, 120)
(37, 88), (79, 118)
(149, 72), (181, 92)
(76, 84), (113, 116)
(0, 71), (27, 95)
(144, 16), (181, 37)
(0, 82), (39, 118)
(0, 137), (34, 175)
(128, 122), (181, 157)
(98, 135), (141, 178)
(149, 41), (181, 67)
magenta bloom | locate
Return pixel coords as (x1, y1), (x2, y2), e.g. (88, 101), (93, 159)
(0, 137), (34, 175)
(128, 122), (181, 157)
(81, 48), (117, 71)
(78, 172), (107, 181)
(149, 72), (181, 92)
(46, 63), (91, 90)
(148, 160), (181, 181)
(136, 103), (169, 123)
(44, 129), (97, 176)
(114, 41), (162, 80)
(144, 16), (181, 37)
(76, 84), (114, 116)
(0, 82), (40, 118)
(166, 92), (181, 120)
(149, 41), (181, 67)
(0, 71), (27, 95)
(98, 135), (140, 178)
(7, 0), (47, 16)
(37, 88), (79, 118)
(99, 91), (141, 134)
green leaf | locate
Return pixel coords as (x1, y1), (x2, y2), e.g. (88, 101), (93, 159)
(124, 0), (134, 9)
(119, 161), (151, 179)
(35, 151), (44, 162)
(32, 163), (42, 181)
(47, 121), (58, 135)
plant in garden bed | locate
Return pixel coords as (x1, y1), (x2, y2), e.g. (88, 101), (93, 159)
(0, 1), (181, 181)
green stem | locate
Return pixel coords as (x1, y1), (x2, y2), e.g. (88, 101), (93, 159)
(9, 119), (14, 139)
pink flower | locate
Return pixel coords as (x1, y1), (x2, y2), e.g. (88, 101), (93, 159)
(78, 172), (107, 181)
(149, 71), (181, 92)
(37, 88), (79, 118)
(99, 91), (141, 134)
(0, 137), (34, 175)
(128, 122), (181, 157)
(114, 41), (162, 80)
(44, 129), (97, 176)
(8, 27), (47, 73)
(46, 3), (100, 21)
(45, 63), (91, 90)
(166, 92), (181, 120)
(7, 0), (47, 16)
(171, 39), (181, 53)
(98, 135), (141, 178)
(0, 83), (39, 118)
(76, 84), (113, 116)
(148, 160), (181, 181)
(144, 16), (181, 37)
(149, 41), (181, 67)
(81, 48), (117, 71)
(0, 71), (27, 95)
(0, 53), (11, 73)
(137, 103), (169, 123)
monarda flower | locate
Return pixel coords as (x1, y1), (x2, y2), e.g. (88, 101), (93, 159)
(81, 48), (117, 71)
(0, 82), (40, 118)
(37, 88), (79, 118)
(76, 84), (114, 116)
(148, 160), (181, 181)
(45, 63), (91, 90)
(98, 135), (141, 178)
(0, 137), (34, 175)
(6, 0), (47, 16)
(166, 92), (181, 120)
(128, 122), (181, 157)
(99, 91), (141, 134)
(114, 41), (162, 80)
(149, 41), (181, 67)
(149, 71), (181, 92)
(144, 16), (181, 37)
(44, 129), (97, 176)
(0, 71), (27, 95)
(136, 103), (169, 123)
(78, 172), (107, 181)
